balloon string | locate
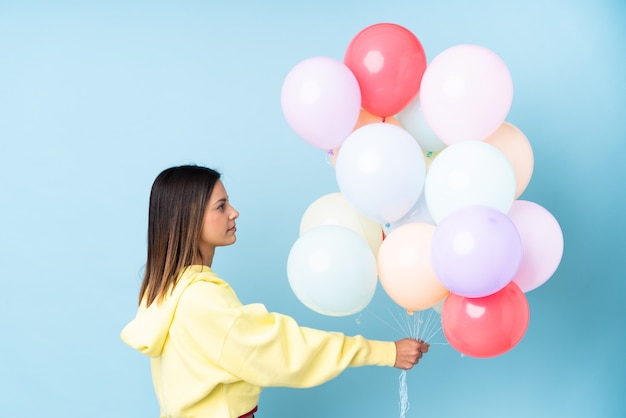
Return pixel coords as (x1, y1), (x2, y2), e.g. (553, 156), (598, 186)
(399, 370), (410, 418)
(424, 325), (443, 342)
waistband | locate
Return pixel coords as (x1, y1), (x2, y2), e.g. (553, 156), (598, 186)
(238, 405), (258, 418)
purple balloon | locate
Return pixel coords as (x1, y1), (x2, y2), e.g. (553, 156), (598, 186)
(431, 205), (522, 297)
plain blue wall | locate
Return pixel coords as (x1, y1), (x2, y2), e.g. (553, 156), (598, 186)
(1, 0), (624, 417)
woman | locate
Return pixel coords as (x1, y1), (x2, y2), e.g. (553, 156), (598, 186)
(121, 165), (428, 418)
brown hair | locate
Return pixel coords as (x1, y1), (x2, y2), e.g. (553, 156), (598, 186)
(138, 165), (221, 306)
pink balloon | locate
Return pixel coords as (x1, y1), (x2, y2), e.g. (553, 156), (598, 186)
(507, 200), (564, 292)
(420, 44), (513, 145)
(281, 56), (361, 150)
(344, 23), (427, 117)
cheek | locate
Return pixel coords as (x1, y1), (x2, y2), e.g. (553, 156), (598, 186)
(201, 215), (226, 239)
(201, 217), (217, 237)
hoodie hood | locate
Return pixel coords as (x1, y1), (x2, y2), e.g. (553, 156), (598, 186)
(120, 265), (224, 357)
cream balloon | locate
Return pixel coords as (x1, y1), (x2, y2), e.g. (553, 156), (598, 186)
(423, 149), (441, 171)
(300, 192), (383, 256)
(484, 122), (534, 198)
(377, 223), (450, 312)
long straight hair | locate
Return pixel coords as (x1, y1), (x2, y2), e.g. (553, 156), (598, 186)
(139, 165), (221, 306)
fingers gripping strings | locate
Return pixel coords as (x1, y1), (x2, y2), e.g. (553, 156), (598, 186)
(395, 309), (438, 418)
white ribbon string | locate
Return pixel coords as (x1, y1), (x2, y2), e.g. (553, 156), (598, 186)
(399, 370), (410, 418)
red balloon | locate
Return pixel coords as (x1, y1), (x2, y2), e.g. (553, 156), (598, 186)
(442, 282), (530, 358)
(344, 23), (427, 117)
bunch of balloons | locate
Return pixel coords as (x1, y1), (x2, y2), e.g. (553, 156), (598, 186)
(282, 23), (563, 358)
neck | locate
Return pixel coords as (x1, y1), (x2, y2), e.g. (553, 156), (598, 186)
(195, 246), (215, 267)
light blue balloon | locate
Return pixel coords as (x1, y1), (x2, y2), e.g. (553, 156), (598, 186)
(287, 225), (378, 316)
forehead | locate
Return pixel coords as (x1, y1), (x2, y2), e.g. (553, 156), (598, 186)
(209, 180), (227, 201)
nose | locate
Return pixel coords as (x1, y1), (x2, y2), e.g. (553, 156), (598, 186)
(230, 206), (239, 220)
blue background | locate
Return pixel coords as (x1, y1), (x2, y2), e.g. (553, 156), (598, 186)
(1, 0), (624, 417)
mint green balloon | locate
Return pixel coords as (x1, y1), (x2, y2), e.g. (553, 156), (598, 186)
(287, 225), (377, 316)
(425, 141), (516, 224)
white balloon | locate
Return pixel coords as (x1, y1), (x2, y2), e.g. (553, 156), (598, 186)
(425, 141), (516, 223)
(383, 191), (435, 236)
(397, 95), (447, 152)
(287, 225), (378, 316)
(336, 123), (426, 224)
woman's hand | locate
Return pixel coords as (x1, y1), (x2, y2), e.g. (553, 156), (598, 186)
(394, 338), (429, 370)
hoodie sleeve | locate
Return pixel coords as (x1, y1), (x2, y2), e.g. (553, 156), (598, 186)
(174, 281), (397, 388)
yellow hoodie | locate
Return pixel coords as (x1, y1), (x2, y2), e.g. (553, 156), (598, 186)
(121, 265), (396, 418)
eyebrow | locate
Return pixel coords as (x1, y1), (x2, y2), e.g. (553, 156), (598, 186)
(211, 197), (228, 207)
